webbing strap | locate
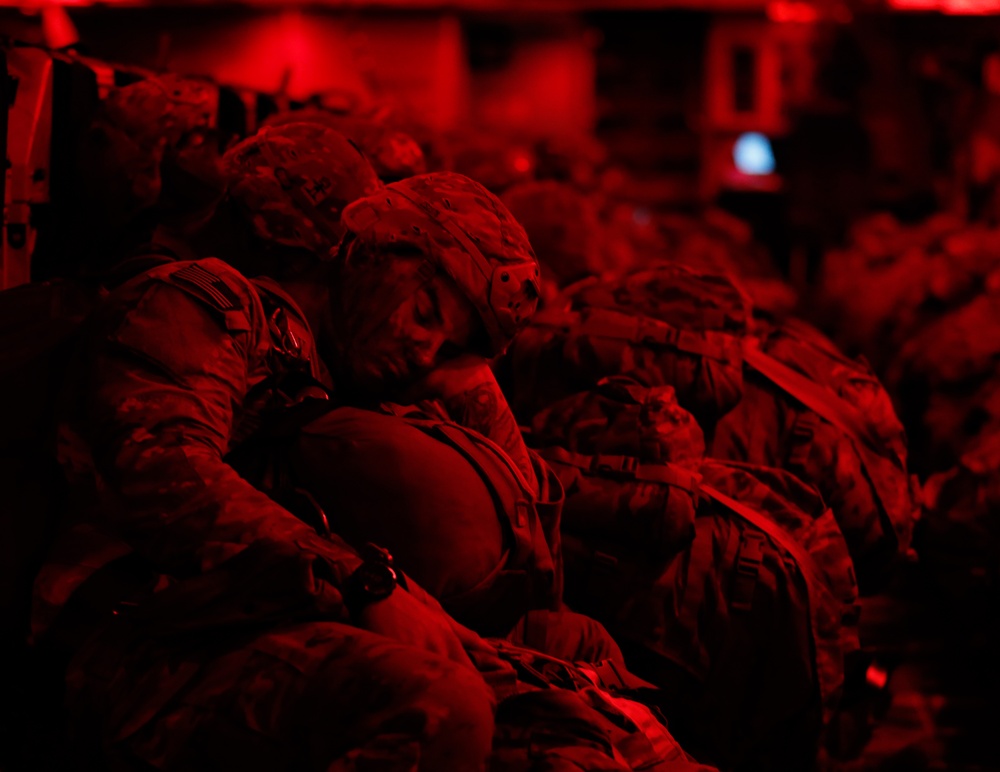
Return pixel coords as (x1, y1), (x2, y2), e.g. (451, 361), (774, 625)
(742, 338), (894, 464)
(698, 481), (841, 710)
(698, 484), (829, 610)
(542, 447), (702, 494)
(577, 308), (734, 363)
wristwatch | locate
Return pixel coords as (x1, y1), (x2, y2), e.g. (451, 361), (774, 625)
(344, 543), (405, 620)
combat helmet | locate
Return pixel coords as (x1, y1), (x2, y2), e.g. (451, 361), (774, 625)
(263, 108), (427, 182)
(103, 73), (218, 153)
(341, 172), (541, 355)
(222, 122), (382, 256)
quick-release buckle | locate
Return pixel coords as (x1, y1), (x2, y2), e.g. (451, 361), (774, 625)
(587, 658), (631, 693)
(268, 307), (303, 360)
(635, 318), (675, 347)
(592, 454), (639, 480)
(731, 531), (766, 613)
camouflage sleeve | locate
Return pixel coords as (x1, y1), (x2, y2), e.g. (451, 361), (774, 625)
(76, 267), (362, 614)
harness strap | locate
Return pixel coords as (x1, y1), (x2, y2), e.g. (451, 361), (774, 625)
(541, 447), (702, 494)
(531, 307), (736, 363)
(699, 484), (826, 594)
(743, 338), (912, 542)
(742, 338), (896, 465)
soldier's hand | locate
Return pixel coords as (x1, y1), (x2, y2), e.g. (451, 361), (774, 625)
(404, 354), (494, 402)
(405, 580), (514, 678)
(357, 587), (485, 672)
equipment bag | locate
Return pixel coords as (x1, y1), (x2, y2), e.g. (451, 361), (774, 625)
(530, 379), (705, 558)
(503, 264), (751, 429)
(233, 402), (566, 638)
(556, 459), (859, 771)
(712, 317), (920, 590)
(528, 380), (859, 769)
(487, 640), (716, 772)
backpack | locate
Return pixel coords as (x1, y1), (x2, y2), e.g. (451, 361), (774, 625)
(502, 264), (751, 430)
(712, 318), (920, 590)
(229, 402), (565, 638)
(884, 285), (1000, 471)
(487, 641), (715, 772)
(529, 382), (859, 770)
(921, 425), (1000, 600)
(528, 379), (705, 559)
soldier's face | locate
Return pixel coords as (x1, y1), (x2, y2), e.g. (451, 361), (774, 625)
(336, 257), (481, 395)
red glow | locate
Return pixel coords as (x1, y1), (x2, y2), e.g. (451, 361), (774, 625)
(889, 0), (1000, 12)
(766, 1), (820, 23)
(512, 155), (532, 174)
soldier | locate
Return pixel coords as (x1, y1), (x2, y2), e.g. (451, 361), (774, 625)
(32, 125), (542, 771)
(52, 73), (227, 281)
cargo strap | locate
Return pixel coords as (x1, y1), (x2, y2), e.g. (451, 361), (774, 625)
(731, 530), (767, 613)
(541, 447), (702, 494)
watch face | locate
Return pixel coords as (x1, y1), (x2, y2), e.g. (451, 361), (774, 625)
(360, 562), (397, 599)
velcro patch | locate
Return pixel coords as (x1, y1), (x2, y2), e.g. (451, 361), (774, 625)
(170, 263), (242, 312)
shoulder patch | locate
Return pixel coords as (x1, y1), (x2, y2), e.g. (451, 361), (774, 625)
(170, 263), (243, 312)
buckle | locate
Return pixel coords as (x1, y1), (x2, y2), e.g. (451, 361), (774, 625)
(731, 531), (766, 612)
(591, 454), (639, 479)
(588, 658), (630, 692)
(268, 308), (303, 359)
(635, 318), (675, 347)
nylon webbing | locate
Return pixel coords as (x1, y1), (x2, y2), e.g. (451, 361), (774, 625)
(577, 309), (734, 363)
(742, 338), (894, 463)
(541, 447), (702, 493)
(698, 483), (828, 615)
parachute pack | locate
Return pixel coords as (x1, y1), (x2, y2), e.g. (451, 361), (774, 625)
(527, 379), (860, 770)
(227, 401), (566, 638)
(503, 264), (752, 428)
(504, 265), (918, 590)
(713, 318), (921, 590)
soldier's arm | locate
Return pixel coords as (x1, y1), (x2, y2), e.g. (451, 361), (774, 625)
(76, 264), (362, 610)
(416, 357), (539, 495)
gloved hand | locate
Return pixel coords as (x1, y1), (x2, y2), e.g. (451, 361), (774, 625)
(359, 578), (516, 688)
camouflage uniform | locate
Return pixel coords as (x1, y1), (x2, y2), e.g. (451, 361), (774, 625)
(33, 137), (497, 769)
(33, 257), (497, 771)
